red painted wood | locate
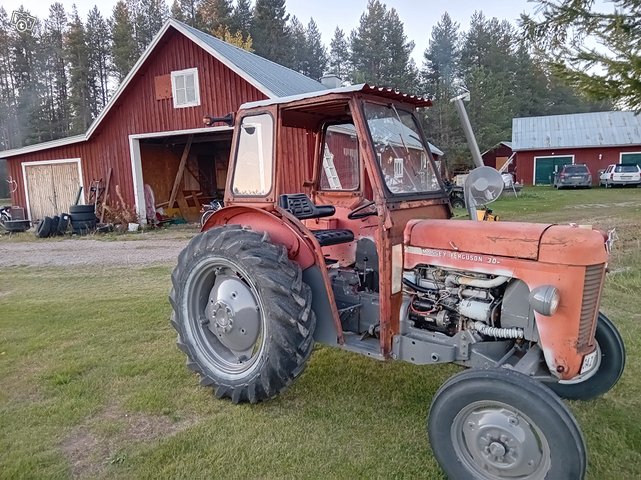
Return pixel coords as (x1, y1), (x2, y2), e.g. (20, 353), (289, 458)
(8, 28), (269, 209)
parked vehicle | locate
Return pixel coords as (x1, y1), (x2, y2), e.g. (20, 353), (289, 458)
(553, 164), (592, 189)
(599, 163), (641, 187)
(170, 85), (624, 479)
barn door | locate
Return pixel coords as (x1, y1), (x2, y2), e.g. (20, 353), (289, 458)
(24, 161), (82, 220)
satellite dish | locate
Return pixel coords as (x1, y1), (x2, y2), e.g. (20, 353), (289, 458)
(464, 166), (504, 220)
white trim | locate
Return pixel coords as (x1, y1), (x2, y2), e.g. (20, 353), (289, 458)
(20, 158), (84, 221)
(128, 125), (233, 223)
(0, 135), (86, 158)
(619, 151), (641, 164)
(171, 67), (201, 108)
(532, 154), (575, 185)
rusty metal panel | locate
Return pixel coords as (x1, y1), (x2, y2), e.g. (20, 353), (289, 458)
(154, 74), (172, 100)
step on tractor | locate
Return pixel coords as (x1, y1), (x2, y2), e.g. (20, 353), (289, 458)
(170, 84), (625, 479)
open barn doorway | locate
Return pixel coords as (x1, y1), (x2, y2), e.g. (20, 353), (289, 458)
(131, 127), (232, 223)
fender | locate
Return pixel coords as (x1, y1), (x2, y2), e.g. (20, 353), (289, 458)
(202, 205), (344, 344)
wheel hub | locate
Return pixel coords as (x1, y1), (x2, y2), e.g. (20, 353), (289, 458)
(203, 273), (262, 362)
(456, 404), (549, 478)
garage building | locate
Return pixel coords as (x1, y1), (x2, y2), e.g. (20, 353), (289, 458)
(512, 111), (641, 185)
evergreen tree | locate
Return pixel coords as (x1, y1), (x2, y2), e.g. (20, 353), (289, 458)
(66, 7), (93, 133)
(198, 0), (232, 35)
(130, 0), (168, 54)
(111, 0), (137, 82)
(350, 0), (387, 84)
(329, 27), (350, 78)
(421, 13), (464, 162)
(383, 7), (417, 91)
(304, 19), (327, 80)
(288, 16), (307, 73)
(522, 0), (640, 110)
(42, 2), (70, 138)
(0, 8), (18, 149)
(230, 0), (252, 39)
(169, 0), (201, 26)
(251, 0), (292, 66)
(86, 6), (111, 115)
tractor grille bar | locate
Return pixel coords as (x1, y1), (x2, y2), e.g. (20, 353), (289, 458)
(577, 264), (605, 350)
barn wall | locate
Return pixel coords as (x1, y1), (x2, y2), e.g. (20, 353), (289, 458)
(515, 145), (641, 185)
(7, 29), (268, 211)
(482, 144), (513, 170)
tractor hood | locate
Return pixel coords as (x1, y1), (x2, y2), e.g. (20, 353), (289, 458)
(404, 219), (549, 260)
(404, 220), (609, 265)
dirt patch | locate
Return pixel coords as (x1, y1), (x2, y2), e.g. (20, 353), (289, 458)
(61, 404), (196, 478)
(0, 237), (191, 268)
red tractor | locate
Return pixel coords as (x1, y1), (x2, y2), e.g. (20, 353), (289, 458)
(170, 84), (625, 479)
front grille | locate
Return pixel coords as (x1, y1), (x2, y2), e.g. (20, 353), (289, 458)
(577, 264), (605, 350)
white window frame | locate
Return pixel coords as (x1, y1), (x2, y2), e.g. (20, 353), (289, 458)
(619, 151), (641, 164)
(171, 67), (200, 108)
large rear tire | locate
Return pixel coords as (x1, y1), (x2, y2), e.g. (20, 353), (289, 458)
(428, 368), (586, 480)
(170, 226), (316, 404)
(546, 312), (625, 400)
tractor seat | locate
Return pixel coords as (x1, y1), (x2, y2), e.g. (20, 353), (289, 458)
(278, 194), (355, 247)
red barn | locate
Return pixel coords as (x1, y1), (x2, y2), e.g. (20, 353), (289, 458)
(481, 141), (513, 172)
(0, 19), (326, 222)
(512, 111), (641, 185)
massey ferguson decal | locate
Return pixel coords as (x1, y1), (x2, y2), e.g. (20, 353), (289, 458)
(406, 246), (501, 265)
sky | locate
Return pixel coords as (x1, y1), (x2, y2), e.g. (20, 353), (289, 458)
(2, 0), (537, 64)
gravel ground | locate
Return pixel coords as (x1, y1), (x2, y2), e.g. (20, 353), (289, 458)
(0, 234), (193, 268)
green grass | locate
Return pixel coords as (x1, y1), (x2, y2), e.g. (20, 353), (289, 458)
(1, 187), (641, 479)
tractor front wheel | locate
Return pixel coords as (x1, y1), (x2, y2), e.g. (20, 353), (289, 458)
(428, 368), (586, 480)
(170, 226), (316, 403)
(546, 312), (625, 400)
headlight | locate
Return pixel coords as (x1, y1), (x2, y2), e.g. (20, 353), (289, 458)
(529, 285), (560, 316)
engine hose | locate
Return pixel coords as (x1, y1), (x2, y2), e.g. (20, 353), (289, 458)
(472, 321), (524, 339)
(403, 277), (437, 294)
(447, 274), (510, 289)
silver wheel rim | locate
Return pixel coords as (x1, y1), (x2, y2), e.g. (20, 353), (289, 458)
(184, 256), (265, 379)
(559, 341), (602, 385)
(452, 400), (551, 479)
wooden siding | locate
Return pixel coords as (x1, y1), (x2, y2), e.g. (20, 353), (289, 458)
(7, 28), (268, 210)
(515, 145), (641, 185)
(24, 161), (81, 220)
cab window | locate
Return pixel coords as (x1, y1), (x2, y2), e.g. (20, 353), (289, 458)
(232, 114), (274, 196)
(319, 124), (359, 191)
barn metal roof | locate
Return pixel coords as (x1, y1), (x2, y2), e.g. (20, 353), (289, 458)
(177, 22), (326, 98)
(512, 111), (641, 151)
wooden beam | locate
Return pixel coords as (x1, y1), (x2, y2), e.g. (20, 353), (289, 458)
(168, 135), (193, 208)
(100, 167), (112, 224)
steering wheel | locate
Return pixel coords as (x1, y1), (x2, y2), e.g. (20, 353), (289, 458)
(348, 200), (377, 220)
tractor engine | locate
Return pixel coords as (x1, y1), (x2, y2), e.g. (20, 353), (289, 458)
(402, 266), (527, 340)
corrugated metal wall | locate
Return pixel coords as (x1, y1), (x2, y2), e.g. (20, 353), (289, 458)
(8, 29), (269, 210)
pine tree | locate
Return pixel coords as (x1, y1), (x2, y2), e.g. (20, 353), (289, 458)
(230, 0), (252, 39)
(288, 16), (307, 73)
(522, 0), (640, 110)
(0, 7), (19, 149)
(169, 0), (201, 26)
(383, 7), (417, 92)
(66, 7), (93, 133)
(130, 0), (168, 54)
(251, 0), (292, 66)
(42, 2), (70, 138)
(350, 0), (388, 84)
(304, 19), (327, 81)
(198, 0), (232, 35)
(329, 27), (350, 79)
(86, 6), (111, 115)
(111, 0), (137, 82)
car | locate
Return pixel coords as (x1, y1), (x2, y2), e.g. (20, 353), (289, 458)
(599, 163), (641, 187)
(553, 164), (592, 189)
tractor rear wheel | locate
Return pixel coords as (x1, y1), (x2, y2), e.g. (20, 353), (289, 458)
(170, 226), (316, 404)
(428, 368), (586, 480)
(546, 312), (625, 400)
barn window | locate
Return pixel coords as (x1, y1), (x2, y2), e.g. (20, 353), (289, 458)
(171, 68), (200, 108)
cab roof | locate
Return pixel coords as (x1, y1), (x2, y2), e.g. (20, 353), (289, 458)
(239, 83), (432, 111)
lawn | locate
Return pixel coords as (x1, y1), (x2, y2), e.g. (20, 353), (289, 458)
(1, 186), (641, 479)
